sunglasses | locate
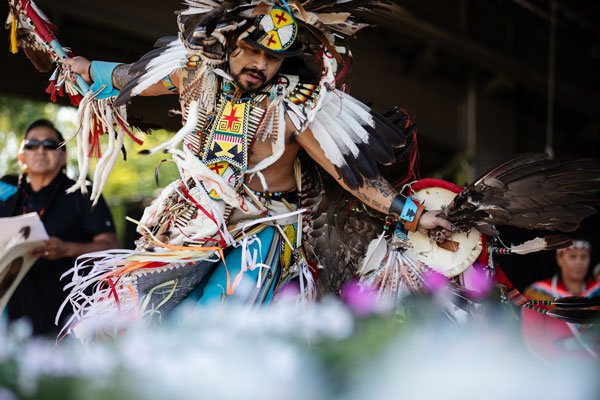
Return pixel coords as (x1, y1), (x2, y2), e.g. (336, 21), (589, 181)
(23, 139), (61, 151)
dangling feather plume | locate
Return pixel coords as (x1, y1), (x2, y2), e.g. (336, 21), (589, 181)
(115, 37), (187, 106)
(6, 0), (55, 71)
(300, 108), (417, 294)
(508, 234), (572, 255)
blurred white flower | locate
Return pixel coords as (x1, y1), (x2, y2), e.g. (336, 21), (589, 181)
(345, 307), (599, 400)
(1, 299), (598, 400)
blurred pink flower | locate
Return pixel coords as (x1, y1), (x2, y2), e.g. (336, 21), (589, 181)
(461, 262), (493, 299)
(423, 270), (450, 293)
(340, 280), (381, 316)
(273, 281), (301, 302)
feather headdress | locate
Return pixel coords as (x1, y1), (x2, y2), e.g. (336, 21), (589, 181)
(116, 0), (396, 106)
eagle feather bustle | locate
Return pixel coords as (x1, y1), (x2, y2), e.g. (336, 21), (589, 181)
(444, 154), (600, 235)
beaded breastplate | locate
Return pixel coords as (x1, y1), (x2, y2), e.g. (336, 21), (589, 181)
(186, 85), (270, 200)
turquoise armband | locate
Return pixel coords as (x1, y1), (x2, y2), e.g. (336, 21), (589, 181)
(90, 61), (122, 99)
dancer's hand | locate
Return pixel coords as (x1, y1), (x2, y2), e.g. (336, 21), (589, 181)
(62, 56), (92, 84)
(417, 211), (455, 243)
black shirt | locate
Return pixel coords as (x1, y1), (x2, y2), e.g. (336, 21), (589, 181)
(0, 173), (115, 335)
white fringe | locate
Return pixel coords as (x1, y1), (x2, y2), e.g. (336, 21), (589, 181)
(66, 90), (134, 204)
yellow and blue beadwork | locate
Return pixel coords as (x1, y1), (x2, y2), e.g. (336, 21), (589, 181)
(202, 100), (251, 199)
(256, 6), (298, 53)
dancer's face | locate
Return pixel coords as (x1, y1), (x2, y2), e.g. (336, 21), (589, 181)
(229, 40), (284, 91)
(20, 126), (66, 177)
(557, 248), (590, 283)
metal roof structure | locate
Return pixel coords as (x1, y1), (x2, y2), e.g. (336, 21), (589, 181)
(2, 0), (599, 175)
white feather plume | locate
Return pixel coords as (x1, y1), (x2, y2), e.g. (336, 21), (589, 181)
(322, 98), (370, 143)
(130, 40), (186, 98)
(309, 115), (345, 167)
(316, 107), (360, 157)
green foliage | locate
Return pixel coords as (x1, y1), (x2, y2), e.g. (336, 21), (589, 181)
(0, 95), (178, 202)
(0, 96), (59, 139)
(315, 315), (401, 394)
(95, 130), (179, 202)
(0, 95), (68, 176)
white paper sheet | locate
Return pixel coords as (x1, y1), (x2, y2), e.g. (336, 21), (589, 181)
(0, 212), (49, 312)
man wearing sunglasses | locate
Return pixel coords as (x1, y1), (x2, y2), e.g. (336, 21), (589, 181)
(0, 119), (118, 336)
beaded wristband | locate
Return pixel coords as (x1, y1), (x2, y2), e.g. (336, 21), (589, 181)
(387, 194), (425, 233)
(402, 199), (424, 232)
